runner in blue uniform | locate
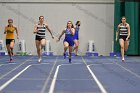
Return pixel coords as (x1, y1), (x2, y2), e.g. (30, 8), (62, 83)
(57, 21), (75, 63)
(73, 21), (81, 56)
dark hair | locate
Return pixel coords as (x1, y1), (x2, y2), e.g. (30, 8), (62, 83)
(8, 19), (13, 22)
(75, 21), (80, 25)
(39, 16), (44, 20)
(121, 16), (126, 20)
(67, 21), (74, 28)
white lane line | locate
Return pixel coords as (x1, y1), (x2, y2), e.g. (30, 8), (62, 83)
(0, 65), (31, 91)
(0, 57), (33, 80)
(48, 65), (61, 93)
(87, 65), (107, 93)
(0, 63), (17, 66)
(81, 56), (107, 93)
(31, 63), (50, 66)
(59, 63), (83, 66)
(115, 63), (140, 79)
(0, 63), (17, 67)
(40, 57), (58, 93)
(88, 63), (114, 66)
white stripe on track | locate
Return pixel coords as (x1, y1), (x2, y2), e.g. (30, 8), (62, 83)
(40, 57), (58, 93)
(116, 63), (140, 79)
(0, 57), (33, 80)
(81, 56), (108, 93)
(48, 65), (61, 93)
(0, 65), (31, 91)
(87, 65), (107, 93)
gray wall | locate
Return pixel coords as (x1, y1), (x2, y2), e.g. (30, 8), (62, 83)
(0, 1), (114, 56)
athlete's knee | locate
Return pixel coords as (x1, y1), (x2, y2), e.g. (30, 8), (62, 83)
(75, 44), (78, 48)
(41, 44), (45, 48)
(10, 45), (14, 48)
(120, 46), (124, 49)
(64, 45), (69, 48)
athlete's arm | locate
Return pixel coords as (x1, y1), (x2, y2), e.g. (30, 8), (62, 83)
(15, 26), (19, 39)
(4, 26), (7, 34)
(46, 24), (54, 39)
(126, 23), (130, 41)
(33, 24), (38, 33)
(58, 29), (66, 41)
(116, 25), (120, 42)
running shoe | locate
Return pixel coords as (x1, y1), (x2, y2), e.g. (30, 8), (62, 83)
(69, 58), (71, 63)
(9, 57), (13, 63)
(38, 58), (42, 63)
(63, 53), (66, 59)
(122, 58), (125, 62)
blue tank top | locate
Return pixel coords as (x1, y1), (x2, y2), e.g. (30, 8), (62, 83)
(74, 26), (79, 37)
(65, 28), (73, 40)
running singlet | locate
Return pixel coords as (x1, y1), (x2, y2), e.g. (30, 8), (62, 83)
(36, 24), (46, 39)
(5, 25), (16, 39)
(64, 28), (74, 46)
(119, 23), (128, 37)
(74, 26), (79, 40)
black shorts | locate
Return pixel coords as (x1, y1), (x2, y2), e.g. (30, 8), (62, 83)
(35, 36), (45, 41)
(6, 39), (15, 45)
(119, 35), (129, 41)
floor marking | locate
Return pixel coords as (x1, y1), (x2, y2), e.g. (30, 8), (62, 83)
(40, 57), (58, 93)
(81, 56), (108, 93)
(47, 60), (85, 93)
(31, 63), (50, 66)
(0, 65), (31, 91)
(88, 63), (114, 66)
(87, 65), (108, 93)
(0, 57), (33, 80)
(48, 65), (61, 93)
(0, 63), (17, 66)
(115, 63), (140, 79)
(1, 78), (47, 81)
(55, 79), (93, 80)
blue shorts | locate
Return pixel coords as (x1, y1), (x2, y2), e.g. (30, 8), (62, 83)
(73, 37), (79, 40)
(73, 34), (79, 40)
(63, 39), (74, 47)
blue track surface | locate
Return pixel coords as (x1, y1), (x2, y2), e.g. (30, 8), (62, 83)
(0, 55), (140, 93)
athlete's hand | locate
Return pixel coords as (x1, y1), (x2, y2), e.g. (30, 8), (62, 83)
(4, 31), (6, 34)
(126, 38), (128, 41)
(56, 39), (60, 42)
(33, 31), (37, 34)
(52, 36), (54, 39)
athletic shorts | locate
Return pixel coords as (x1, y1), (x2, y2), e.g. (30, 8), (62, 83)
(6, 39), (15, 45)
(63, 39), (74, 47)
(119, 35), (129, 41)
(35, 36), (45, 41)
(73, 36), (79, 41)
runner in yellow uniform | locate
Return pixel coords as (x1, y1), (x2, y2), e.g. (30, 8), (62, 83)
(4, 19), (19, 62)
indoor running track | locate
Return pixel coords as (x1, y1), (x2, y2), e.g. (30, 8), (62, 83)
(0, 55), (140, 93)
